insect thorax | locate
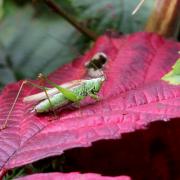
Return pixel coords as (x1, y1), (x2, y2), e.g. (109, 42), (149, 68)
(85, 78), (104, 94)
(71, 78), (103, 97)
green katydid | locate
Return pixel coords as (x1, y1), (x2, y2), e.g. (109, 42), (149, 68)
(24, 75), (105, 113)
(0, 52), (107, 130)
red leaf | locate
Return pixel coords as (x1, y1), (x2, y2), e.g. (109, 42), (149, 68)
(0, 32), (180, 175)
(15, 172), (130, 180)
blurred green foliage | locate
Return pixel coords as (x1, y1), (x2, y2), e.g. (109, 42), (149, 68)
(0, 0), (153, 89)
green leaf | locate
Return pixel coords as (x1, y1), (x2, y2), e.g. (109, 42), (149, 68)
(0, 0), (3, 19)
(162, 58), (180, 85)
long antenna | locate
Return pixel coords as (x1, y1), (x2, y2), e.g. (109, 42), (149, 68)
(1, 81), (27, 130)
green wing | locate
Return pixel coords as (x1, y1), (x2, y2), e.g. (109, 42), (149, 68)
(162, 59), (180, 85)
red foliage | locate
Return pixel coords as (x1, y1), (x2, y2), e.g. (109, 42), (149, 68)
(16, 172), (130, 180)
(0, 32), (180, 179)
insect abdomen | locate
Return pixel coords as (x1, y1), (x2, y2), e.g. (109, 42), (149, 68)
(34, 84), (87, 113)
(34, 93), (69, 113)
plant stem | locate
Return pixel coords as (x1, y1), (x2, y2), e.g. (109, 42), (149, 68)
(44, 0), (97, 40)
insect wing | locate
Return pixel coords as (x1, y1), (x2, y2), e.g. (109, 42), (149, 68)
(23, 80), (84, 103)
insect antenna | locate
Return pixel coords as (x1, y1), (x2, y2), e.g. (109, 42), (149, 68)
(1, 80), (27, 130)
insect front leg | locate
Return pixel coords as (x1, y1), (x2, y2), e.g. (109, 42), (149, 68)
(22, 80), (55, 113)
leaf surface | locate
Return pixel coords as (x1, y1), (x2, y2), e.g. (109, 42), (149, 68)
(15, 172), (130, 180)
(0, 32), (180, 174)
